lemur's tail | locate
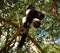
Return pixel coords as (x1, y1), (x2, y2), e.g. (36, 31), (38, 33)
(18, 33), (27, 48)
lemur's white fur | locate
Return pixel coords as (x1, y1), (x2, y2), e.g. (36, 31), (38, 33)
(22, 17), (26, 24)
(26, 9), (31, 15)
(33, 18), (40, 21)
(22, 17), (40, 24)
(22, 17), (40, 23)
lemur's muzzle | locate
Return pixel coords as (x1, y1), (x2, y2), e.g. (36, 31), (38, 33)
(31, 18), (41, 29)
(33, 21), (41, 28)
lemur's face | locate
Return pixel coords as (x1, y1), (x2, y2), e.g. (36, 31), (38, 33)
(22, 5), (45, 29)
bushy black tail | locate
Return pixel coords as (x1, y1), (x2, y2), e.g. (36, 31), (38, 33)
(18, 33), (27, 48)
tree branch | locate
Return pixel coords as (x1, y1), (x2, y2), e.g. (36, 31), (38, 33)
(28, 35), (45, 53)
(0, 17), (19, 29)
(0, 17), (45, 53)
(0, 27), (20, 52)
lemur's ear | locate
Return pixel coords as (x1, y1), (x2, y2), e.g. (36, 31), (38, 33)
(37, 11), (44, 20)
(27, 5), (34, 9)
(40, 14), (45, 20)
(26, 9), (31, 15)
(26, 5), (35, 15)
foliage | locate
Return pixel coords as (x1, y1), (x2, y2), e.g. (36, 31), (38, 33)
(0, 0), (60, 53)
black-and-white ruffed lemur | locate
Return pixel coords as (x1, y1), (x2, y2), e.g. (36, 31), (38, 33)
(18, 5), (45, 48)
